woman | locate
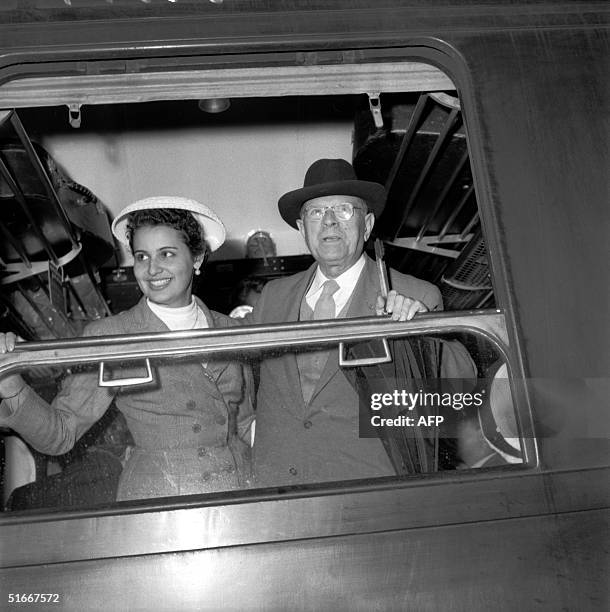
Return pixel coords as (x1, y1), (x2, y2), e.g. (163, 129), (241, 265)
(0, 196), (254, 501)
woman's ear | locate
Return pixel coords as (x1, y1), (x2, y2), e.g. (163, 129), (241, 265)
(193, 252), (206, 275)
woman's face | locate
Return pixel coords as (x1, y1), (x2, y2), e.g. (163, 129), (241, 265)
(132, 224), (203, 308)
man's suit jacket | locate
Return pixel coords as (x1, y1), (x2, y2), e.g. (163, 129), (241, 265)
(249, 254), (443, 487)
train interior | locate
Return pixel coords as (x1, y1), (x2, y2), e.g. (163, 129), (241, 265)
(0, 77), (514, 511)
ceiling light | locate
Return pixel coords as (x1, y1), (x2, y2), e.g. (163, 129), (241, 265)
(198, 98), (231, 114)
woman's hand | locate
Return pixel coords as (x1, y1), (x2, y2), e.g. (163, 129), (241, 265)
(0, 332), (27, 399)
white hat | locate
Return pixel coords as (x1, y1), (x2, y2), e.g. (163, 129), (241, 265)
(478, 363), (523, 463)
(111, 196), (226, 252)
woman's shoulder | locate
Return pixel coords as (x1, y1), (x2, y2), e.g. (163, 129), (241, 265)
(81, 298), (149, 337)
(208, 310), (239, 329)
(192, 296), (238, 329)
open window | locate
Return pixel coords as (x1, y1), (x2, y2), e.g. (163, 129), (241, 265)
(0, 57), (534, 515)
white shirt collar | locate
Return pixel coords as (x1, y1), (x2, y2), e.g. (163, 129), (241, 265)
(146, 297), (209, 331)
(305, 254), (366, 315)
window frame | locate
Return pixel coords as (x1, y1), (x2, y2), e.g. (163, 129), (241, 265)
(0, 310), (538, 566)
(0, 44), (538, 568)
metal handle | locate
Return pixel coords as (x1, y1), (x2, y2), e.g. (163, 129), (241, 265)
(98, 358), (154, 387)
(374, 238), (390, 298)
(338, 338), (392, 367)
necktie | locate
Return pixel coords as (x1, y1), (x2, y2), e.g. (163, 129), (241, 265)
(313, 279), (339, 320)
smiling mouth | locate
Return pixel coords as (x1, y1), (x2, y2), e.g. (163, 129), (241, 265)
(322, 235), (341, 242)
(148, 278), (172, 289)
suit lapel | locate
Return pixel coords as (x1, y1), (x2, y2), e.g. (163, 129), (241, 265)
(137, 297), (225, 400)
(345, 255), (380, 318)
(279, 264), (317, 413)
(309, 256), (380, 401)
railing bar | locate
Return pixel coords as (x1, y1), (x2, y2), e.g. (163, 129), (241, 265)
(0, 108), (12, 127)
(475, 290), (495, 309)
(438, 184), (475, 241)
(74, 250), (112, 316)
(0, 154), (26, 201)
(0, 218), (32, 268)
(386, 94), (430, 240)
(415, 150), (469, 242)
(0, 155), (60, 265)
(0, 314), (511, 382)
(459, 212), (480, 240)
(396, 108), (461, 234)
(9, 112), (79, 248)
(0, 322), (510, 381)
(7, 310), (504, 353)
(384, 93), (429, 194)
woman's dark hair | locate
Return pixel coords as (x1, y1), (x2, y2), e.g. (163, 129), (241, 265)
(125, 209), (207, 258)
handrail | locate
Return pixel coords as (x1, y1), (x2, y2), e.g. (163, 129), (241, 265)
(0, 310), (509, 379)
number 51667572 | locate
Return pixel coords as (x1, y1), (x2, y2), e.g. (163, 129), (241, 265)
(8, 593), (60, 603)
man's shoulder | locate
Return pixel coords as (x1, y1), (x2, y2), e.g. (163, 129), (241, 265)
(265, 267), (312, 295)
(247, 267), (313, 324)
(388, 268), (443, 311)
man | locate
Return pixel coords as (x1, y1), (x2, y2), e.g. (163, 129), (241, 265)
(248, 158), (466, 487)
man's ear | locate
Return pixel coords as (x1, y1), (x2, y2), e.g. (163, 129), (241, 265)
(296, 218), (306, 240)
(364, 212), (375, 241)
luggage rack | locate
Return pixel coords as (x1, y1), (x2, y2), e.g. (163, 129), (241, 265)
(354, 91), (495, 310)
(439, 227), (494, 310)
(0, 109), (112, 339)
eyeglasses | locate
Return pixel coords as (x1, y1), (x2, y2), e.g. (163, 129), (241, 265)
(301, 202), (364, 221)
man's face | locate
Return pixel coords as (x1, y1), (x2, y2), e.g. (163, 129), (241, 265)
(296, 195), (375, 278)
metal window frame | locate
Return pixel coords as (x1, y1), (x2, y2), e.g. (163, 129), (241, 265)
(2, 310), (508, 375)
(0, 42), (538, 572)
(0, 310), (541, 567)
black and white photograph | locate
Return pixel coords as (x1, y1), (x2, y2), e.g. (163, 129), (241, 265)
(0, 1), (607, 610)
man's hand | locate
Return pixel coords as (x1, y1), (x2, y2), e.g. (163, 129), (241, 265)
(375, 290), (429, 321)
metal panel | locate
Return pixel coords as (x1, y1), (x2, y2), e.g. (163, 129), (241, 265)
(0, 63), (453, 108)
(0, 466), (607, 569)
(1, 507), (607, 611)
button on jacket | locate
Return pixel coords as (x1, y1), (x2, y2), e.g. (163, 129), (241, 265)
(2, 297), (254, 501)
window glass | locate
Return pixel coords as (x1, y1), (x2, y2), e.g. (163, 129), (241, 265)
(1, 79), (519, 515)
(1, 329), (521, 513)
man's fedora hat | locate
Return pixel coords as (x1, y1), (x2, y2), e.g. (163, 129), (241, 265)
(278, 158), (386, 228)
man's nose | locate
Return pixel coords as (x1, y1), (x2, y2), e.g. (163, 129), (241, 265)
(322, 208), (338, 225)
